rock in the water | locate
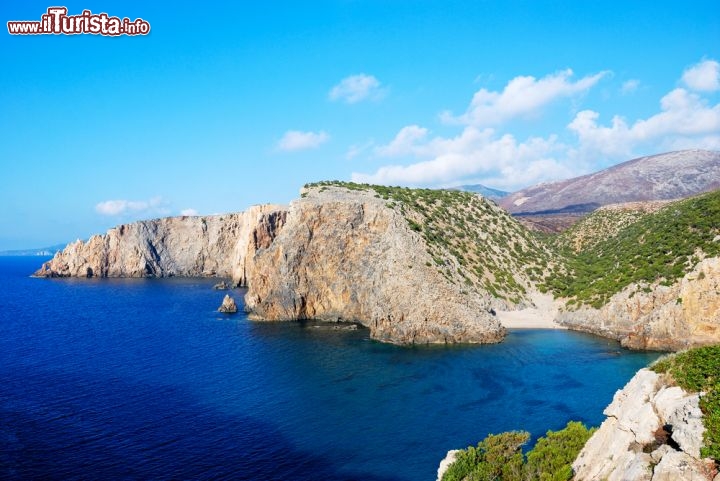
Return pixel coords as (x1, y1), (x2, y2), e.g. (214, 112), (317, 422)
(213, 280), (229, 290)
(218, 294), (238, 313)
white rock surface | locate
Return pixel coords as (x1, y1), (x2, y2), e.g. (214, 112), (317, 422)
(651, 451), (709, 480)
(572, 368), (711, 481)
(436, 450), (459, 481)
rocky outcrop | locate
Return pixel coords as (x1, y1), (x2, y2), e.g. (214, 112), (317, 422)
(556, 257), (720, 351)
(33, 205), (287, 283)
(244, 186), (505, 344)
(572, 368), (715, 481)
(218, 294), (238, 313)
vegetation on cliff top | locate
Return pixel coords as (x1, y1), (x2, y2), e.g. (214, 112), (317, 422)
(651, 345), (720, 461)
(545, 190), (720, 308)
(441, 421), (595, 481)
(305, 181), (563, 304)
(305, 182), (719, 311)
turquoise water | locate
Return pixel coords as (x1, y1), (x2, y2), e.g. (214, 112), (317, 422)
(0, 256), (660, 480)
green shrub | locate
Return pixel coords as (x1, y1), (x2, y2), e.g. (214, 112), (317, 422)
(442, 431), (527, 481)
(442, 422), (595, 481)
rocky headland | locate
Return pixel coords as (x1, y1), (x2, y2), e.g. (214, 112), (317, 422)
(33, 205), (286, 282)
(34, 178), (720, 350)
(244, 185), (509, 344)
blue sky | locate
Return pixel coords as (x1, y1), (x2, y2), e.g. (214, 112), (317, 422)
(1, 1), (719, 249)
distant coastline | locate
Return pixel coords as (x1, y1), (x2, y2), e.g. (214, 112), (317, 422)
(0, 244), (65, 256)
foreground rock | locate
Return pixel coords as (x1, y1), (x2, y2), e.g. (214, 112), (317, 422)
(557, 257), (720, 351)
(245, 186), (505, 344)
(572, 368), (714, 481)
(218, 294), (238, 313)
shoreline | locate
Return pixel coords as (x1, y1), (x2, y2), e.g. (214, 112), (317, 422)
(495, 292), (566, 329)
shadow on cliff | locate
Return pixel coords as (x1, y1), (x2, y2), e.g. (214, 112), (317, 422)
(0, 365), (399, 481)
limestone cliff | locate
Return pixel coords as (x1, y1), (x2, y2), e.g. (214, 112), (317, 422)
(573, 368), (715, 481)
(34, 205), (287, 281)
(556, 257), (720, 351)
(244, 186), (506, 344)
(34, 186), (510, 345)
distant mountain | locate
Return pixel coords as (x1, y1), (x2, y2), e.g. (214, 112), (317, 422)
(451, 184), (509, 199)
(500, 150), (720, 214)
(0, 244), (66, 256)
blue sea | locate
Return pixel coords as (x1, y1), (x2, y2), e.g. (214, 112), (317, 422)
(0, 256), (660, 480)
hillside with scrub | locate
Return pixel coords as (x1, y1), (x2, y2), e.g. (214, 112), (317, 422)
(305, 181), (564, 307)
(546, 189), (720, 309)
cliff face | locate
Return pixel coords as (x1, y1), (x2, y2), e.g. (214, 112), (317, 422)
(34, 205), (287, 282)
(244, 187), (505, 344)
(572, 368), (714, 481)
(34, 187), (507, 345)
(556, 257), (720, 351)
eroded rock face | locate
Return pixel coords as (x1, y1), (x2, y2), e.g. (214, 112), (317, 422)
(33, 205), (287, 282)
(244, 187), (505, 344)
(572, 369), (712, 481)
(557, 257), (720, 351)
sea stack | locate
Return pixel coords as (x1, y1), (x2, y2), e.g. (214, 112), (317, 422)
(218, 294), (238, 313)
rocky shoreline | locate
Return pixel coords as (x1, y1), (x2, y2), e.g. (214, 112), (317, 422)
(33, 184), (720, 350)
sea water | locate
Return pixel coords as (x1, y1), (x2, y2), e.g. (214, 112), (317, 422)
(0, 256), (660, 480)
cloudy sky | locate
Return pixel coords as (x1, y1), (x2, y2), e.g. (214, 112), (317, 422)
(1, 1), (719, 249)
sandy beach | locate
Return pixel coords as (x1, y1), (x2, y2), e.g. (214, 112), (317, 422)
(495, 291), (566, 329)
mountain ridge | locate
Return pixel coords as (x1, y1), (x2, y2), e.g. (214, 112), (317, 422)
(501, 149), (720, 215)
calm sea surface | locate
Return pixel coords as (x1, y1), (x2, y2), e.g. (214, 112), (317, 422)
(0, 256), (660, 480)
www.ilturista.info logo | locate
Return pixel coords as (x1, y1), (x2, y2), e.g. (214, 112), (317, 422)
(7, 7), (150, 36)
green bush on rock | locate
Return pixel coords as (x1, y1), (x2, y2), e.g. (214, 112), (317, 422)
(442, 421), (595, 481)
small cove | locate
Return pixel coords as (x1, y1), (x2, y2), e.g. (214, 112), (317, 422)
(0, 257), (661, 480)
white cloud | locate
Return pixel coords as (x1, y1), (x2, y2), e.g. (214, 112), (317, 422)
(621, 79), (640, 94)
(682, 59), (720, 92)
(441, 69), (608, 126)
(375, 125), (429, 157)
(569, 87), (720, 158)
(277, 130), (330, 152)
(352, 126), (573, 191)
(95, 196), (169, 217)
(180, 208), (199, 216)
(329, 74), (384, 104)
(351, 62), (720, 192)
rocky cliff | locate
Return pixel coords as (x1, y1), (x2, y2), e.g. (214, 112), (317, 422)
(35, 185), (518, 345)
(33, 179), (719, 349)
(34, 205), (287, 282)
(573, 368), (716, 481)
(556, 257), (720, 351)
(244, 185), (506, 344)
